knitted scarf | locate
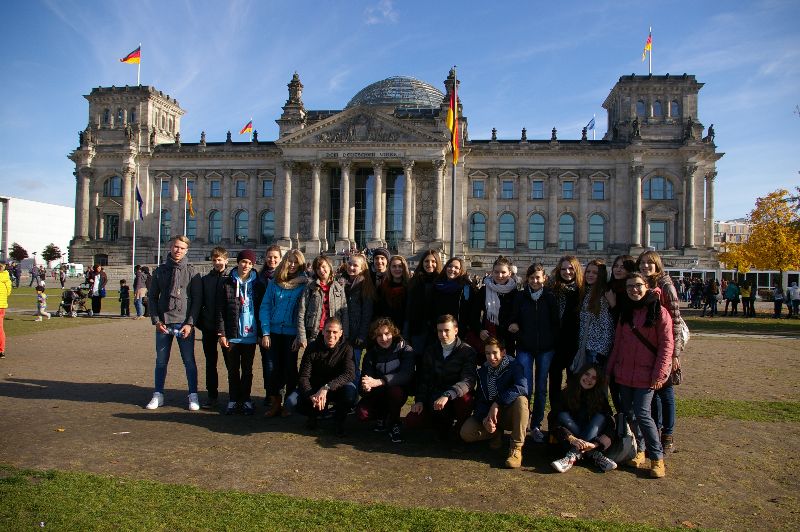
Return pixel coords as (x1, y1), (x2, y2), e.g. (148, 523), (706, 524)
(483, 277), (517, 325)
(165, 255), (191, 313)
(620, 290), (661, 328)
(486, 355), (511, 401)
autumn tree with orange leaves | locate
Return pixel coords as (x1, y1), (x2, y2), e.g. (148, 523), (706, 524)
(719, 188), (800, 273)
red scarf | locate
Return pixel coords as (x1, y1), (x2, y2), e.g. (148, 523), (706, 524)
(318, 281), (331, 331)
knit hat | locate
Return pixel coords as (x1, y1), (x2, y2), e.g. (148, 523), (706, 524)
(372, 247), (391, 262)
(237, 249), (257, 264)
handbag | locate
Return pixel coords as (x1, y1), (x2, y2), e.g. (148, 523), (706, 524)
(99, 287), (106, 298)
(630, 325), (682, 386)
(604, 412), (637, 464)
(678, 318), (690, 348)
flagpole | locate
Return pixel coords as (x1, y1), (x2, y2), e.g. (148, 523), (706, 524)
(648, 28), (652, 75)
(449, 66), (457, 259)
(592, 114), (596, 141)
(137, 43), (141, 85)
(157, 178), (163, 265)
(132, 166), (138, 276)
(183, 178), (188, 235)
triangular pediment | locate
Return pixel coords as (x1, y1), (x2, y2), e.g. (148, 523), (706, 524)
(98, 197), (122, 209)
(277, 107), (444, 146)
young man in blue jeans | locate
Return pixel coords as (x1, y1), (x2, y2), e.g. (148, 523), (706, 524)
(146, 235), (202, 411)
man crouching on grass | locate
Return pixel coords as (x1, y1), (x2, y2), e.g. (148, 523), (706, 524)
(286, 317), (356, 436)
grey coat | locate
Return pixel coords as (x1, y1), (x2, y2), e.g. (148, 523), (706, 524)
(297, 278), (349, 344)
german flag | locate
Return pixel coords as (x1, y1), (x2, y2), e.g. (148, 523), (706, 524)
(120, 46), (141, 64)
(186, 183), (195, 217)
(239, 120), (253, 135)
(445, 74), (459, 164)
(642, 32), (652, 62)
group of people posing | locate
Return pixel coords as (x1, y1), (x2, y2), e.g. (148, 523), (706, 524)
(144, 235), (684, 478)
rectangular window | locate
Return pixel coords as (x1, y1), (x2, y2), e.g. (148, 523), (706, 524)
(210, 180), (221, 198)
(562, 181), (574, 199)
(104, 214), (119, 242)
(648, 220), (667, 250)
(262, 179), (273, 198)
(160, 180), (170, 198)
(235, 180), (247, 197)
(472, 180), (485, 199)
(186, 180), (195, 196)
(501, 180), (514, 199)
(592, 181), (605, 200)
(531, 180), (544, 199)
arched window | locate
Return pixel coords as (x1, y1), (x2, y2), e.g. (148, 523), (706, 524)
(234, 210), (249, 243)
(498, 213), (515, 249)
(160, 114), (166, 129)
(260, 211), (275, 245)
(558, 214), (575, 250)
(117, 108), (124, 125)
(186, 211), (196, 241)
(636, 100), (646, 117)
(653, 100), (663, 117)
(103, 109), (110, 125)
(160, 210), (171, 243)
(643, 176), (674, 200)
(469, 212), (486, 249)
(588, 214), (605, 250)
(103, 176), (122, 197)
(208, 210), (222, 244)
(129, 107), (136, 123)
(670, 100), (680, 117)
(169, 118), (174, 132)
(528, 213), (545, 250)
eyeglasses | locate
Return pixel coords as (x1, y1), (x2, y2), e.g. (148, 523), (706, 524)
(626, 283), (647, 291)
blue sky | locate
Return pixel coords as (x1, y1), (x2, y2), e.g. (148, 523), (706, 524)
(1, 0), (797, 221)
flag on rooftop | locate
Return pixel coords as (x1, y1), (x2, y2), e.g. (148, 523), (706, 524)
(586, 117), (595, 131)
(239, 120), (253, 135)
(445, 72), (459, 164)
(120, 46), (141, 64)
(186, 182), (195, 217)
(135, 185), (144, 220)
(642, 32), (652, 62)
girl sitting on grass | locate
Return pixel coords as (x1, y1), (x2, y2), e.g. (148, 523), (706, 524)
(550, 363), (617, 473)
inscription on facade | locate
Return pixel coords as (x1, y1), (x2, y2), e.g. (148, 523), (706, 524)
(319, 151), (405, 159)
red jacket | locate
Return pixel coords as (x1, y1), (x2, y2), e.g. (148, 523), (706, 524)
(607, 306), (673, 389)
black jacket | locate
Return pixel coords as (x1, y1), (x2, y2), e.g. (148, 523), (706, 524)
(361, 338), (414, 388)
(298, 336), (355, 393)
(509, 287), (559, 354)
(199, 268), (228, 332)
(416, 338), (477, 405)
(215, 272), (266, 340)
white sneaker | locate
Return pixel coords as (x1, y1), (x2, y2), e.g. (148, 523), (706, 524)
(590, 450), (618, 472)
(146, 392), (164, 410)
(551, 450), (580, 473)
(188, 393), (200, 411)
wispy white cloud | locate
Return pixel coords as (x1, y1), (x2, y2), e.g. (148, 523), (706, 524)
(364, 0), (398, 25)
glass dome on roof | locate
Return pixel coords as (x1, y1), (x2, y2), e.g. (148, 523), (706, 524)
(346, 76), (444, 109)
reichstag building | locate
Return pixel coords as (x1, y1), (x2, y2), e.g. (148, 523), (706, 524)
(69, 69), (722, 270)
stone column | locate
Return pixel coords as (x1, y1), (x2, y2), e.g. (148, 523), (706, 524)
(339, 159), (351, 243)
(678, 177), (686, 248)
(398, 160), (415, 255)
(307, 162), (322, 256)
(433, 159), (445, 243)
(546, 169), (559, 252)
(368, 161), (385, 246)
(91, 191), (99, 240)
(121, 168), (133, 238)
(278, 161), (293, 247)
(705, 170), (716, 249)
(631, 165), (643, 247)
(577, 171), (590, 250)
(222, 172), (232, 243)
(75, 168), (91, 239)
(248, 171), (258, 245)
(684, 164), (696, 248)
(487, 170), (498, 248)
(348, 167), (356, 247)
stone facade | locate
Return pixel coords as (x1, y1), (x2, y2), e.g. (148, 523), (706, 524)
(69, 71), (722, 271)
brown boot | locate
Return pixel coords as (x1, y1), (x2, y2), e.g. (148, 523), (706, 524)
(650, 458), (666, 478)
(626, 451), (647, 469)
(504, 446), (523, 469)
(264, 395), (282, 418)
(661, 433), (675, 453)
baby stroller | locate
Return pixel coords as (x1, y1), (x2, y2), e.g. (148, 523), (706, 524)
(57, 285), (93, 317)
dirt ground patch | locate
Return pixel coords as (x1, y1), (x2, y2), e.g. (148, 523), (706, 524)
(1, 319), (799, 530)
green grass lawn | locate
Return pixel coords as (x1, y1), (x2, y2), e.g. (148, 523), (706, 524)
(676, 399), (800, 422)
(683, 314), (800, 335)
(0, 465), (664, 532)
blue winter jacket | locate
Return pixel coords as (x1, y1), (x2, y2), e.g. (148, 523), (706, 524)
(259, 273), (308, 336)
(473, 357), (528, 420)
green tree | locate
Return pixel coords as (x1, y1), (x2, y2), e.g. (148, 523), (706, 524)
(720, 188), (800, 273)
(9, 242), (28, 262)
(42, 243), (63, 266)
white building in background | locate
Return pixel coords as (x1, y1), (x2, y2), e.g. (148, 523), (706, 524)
(0, 196), (75, 265)
(713, 218), (751, 252)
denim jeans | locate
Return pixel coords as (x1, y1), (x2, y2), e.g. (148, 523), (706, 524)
(619, 385), (662, 460)
(288, 383), (358, 425)
(154, 323), (198, 394)
(352, 347), (363, 386)
(651, 383), (676, 436)
(557, 411), (607, 442)
(134, 298), (144, 317)
(515, 349), (554, 428)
